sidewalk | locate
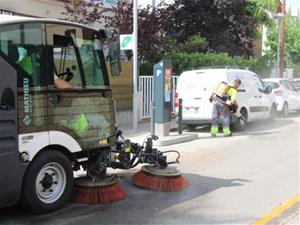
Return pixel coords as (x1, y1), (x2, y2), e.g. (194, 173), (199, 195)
(116, 111), (198, 145)
(116, 110), (178, 138)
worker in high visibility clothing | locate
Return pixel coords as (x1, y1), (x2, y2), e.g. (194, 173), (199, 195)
(209, 79), (241, 137)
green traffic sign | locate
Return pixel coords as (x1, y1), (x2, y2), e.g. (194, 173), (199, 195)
(121, 36), (132, 49)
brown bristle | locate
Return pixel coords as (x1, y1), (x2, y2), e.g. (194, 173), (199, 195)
(72, 183), (127, 204)
(132, 170), (188, 192)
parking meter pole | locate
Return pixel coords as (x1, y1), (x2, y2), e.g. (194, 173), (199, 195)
(178, 99), (183, 135)
(150, 101), (155, 136)
(153, 60), (172, 137)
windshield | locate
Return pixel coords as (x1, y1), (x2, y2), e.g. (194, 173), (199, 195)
(47, 24), (109, 89)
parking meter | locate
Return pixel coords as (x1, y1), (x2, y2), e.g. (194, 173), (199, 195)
(153, 60), (172, 136)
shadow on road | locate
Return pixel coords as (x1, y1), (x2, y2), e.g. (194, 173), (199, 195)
(0, 173), (250, 225)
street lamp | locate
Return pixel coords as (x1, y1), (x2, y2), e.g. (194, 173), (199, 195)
(273, 12), (284, 78)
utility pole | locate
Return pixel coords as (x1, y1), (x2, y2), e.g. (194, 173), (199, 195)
(275, 13), (283, 78)
(279, 0), (286, 78)
(152, 0), (156, 7)
(133, 0), (138, 130)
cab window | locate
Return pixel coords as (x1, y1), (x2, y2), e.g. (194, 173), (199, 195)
(77, 29), (108, 88)
(46, 24), (83, 89)
(46, 24), (109, 89)
(0, 23), (46, 87)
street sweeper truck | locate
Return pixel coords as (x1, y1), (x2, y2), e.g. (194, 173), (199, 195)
(0, 15), (186, 214)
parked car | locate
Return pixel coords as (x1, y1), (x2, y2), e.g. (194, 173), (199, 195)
(263, 78), (300, 115)
(175, 68), (276, 130)
(290, 78), (300, 92)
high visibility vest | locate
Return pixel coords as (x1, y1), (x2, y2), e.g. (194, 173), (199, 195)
(18, 56), (33, 76)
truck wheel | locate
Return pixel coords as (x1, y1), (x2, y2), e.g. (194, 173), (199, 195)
(20, 150), (73, 214)
(232, 109), (248, 131)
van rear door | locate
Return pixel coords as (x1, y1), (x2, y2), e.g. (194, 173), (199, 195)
(177, 70), (226, 121)
(178, 72), (205, 118)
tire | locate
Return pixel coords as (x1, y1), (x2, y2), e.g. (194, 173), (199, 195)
(20, 150), (73, 214)
(186, 125), (197, 131)
(269, 104), (277, 119)
(232, 108), (248, 131)
(282, 103), (288, 116)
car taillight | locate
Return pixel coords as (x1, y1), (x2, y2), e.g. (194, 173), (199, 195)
(274, 89), (283, 96)
(175, 92), (179, 108)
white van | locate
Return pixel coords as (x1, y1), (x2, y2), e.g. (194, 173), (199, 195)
(175, 68), (276, 130)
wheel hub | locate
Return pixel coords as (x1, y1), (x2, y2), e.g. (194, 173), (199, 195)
(40, 173), (54, 189)
(35, 162), (66, 204)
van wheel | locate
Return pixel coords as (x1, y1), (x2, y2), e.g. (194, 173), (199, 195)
(20, 150), (73, 214)
(186, 125), (197, 131)
(232, 109), (248, 131)
(282, 103), (288, 116)
(270, 104), (277, 119)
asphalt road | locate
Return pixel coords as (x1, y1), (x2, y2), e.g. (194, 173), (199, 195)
(1, 114), (299, 225)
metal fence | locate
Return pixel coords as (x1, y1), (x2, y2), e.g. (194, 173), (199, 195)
(139, 75), (179, 119)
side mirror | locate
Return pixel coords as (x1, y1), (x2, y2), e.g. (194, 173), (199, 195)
(109, 41), (121, 76)
(265, 85), (272, 94)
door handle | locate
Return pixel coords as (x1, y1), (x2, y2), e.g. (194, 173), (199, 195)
(49, 93), (63, 105)
(258, 96), (262, 98)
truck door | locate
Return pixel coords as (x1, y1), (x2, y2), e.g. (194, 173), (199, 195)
(0, 23), (47, 206)
(0, 55), (22, 207)
(46, 24), (115, 151)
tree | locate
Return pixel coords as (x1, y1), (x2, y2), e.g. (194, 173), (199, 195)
(264, 14), (300, 74)
(166, 0), (262, 57)
(246, 0), (279, 25)
(61, 0), (107, 25)
(62, 0), (174, 64)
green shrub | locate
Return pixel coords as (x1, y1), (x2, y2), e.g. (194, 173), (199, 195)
(165, 52), (256, 74)
(140, 52), (273, 77)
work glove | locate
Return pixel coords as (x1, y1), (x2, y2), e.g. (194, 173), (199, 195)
(209, 96), (213, 103)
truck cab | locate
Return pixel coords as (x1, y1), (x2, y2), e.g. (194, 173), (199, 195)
(0, 15), (120, 213)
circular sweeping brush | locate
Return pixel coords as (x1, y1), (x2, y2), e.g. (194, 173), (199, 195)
(132, 165), (188, 192)
(72, 176), (127, 204)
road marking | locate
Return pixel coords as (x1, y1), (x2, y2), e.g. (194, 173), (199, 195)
(252, 193), (300, 225)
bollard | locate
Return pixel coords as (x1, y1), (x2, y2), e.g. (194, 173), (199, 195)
(150, 101), (155, 136)
(178, 99), (183, 134)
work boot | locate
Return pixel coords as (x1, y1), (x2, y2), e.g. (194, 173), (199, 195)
(223, 128), (232, 137)
(211, 126), (218, 137)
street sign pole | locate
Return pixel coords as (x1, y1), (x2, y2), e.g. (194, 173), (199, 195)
(133, 0), (138, 130)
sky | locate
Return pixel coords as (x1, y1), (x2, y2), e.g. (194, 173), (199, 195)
(287, 0), (299, 8)
(286, 0), (300, 16)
